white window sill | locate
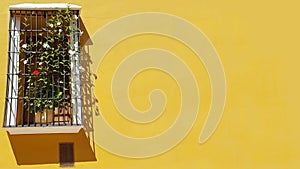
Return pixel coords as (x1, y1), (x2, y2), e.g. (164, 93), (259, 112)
(3, 125), (83, 135)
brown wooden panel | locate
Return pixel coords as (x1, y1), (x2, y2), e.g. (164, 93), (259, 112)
(59, 143), (74, 167)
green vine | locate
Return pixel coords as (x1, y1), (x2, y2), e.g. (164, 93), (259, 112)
(18, 7), (82, 114)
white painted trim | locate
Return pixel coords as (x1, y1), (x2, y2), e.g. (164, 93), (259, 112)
(4, 125), (83, 135)
(70, 15), (83, 125)
(5, 16), (20, 127)
(9, 3), (81, 10)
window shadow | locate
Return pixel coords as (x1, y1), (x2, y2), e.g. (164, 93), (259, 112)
(7, 18), (98, 166)
(80, 16), (98, 157)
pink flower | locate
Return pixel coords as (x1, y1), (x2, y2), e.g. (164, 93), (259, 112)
(33, 70), (39, 76)
(67, 37), (72, 42)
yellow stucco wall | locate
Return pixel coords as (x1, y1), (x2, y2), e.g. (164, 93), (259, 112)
(1, 0), (300, 168)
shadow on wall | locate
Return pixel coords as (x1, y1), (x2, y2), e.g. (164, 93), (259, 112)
(80, 16), (99, 158)
(7, 18), (99, 165)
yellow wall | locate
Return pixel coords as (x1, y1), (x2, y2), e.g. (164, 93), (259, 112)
(1, 0), (300, 168)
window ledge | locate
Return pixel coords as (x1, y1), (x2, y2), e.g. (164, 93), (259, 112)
(9, 3), (81, 10)
(3, 125), (83, 135)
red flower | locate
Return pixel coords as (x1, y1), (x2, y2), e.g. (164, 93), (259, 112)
(67, 37), (72, 42)
(33, 70), (39, 76)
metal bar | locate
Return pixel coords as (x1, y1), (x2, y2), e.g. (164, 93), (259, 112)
(8, 12), (17, 127)
(77, 10), (82, 125)
(45, 10), (49, 125)
(10, 29), (45, 32)
(46, 11), (48, 38)
(40, 10), (45, 126)
(6, 96), (80, 100)
(51, 75), (54, 125)
(21, 12), (25, 126)
(74, 11), (78, 125)
(27, 11), (33, 126)
(62, 11), (66, 125)
(33, 10), (37, 126)
(52, 74), (55, 125)
(47, 11), (50, 125)
(14, 11), (21, 126)
(7, 73), (71, 76)
(24, 11), (30, 126)
(54, 10), (61, 125)
(50, 11), (56, 126)
(63, 24), (66, 125)
(9, 50), (76, 53)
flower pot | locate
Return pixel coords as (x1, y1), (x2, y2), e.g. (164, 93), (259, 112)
(35, 109), (53, 124)
(22, 112), (35, 125)
(35, 106), (71, 125)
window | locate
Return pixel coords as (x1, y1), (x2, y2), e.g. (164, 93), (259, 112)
(3, 4), (83, 131)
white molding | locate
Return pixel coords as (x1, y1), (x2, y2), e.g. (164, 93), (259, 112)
(5, 16), (20, 127)
(70, 15), (83, 125)
(3, 125), (83, 135)
(9, 3), (81, 10)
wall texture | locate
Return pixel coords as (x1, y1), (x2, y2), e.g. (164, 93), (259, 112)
(1, 0), (300, 168)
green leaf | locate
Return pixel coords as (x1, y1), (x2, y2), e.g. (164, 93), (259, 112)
(57, 92), (63, 97)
